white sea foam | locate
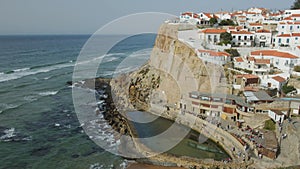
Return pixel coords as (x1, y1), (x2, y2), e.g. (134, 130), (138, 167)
(0, 63), (74, 83)
(23, 95), (38, 102)
(0, 103), (20, 113)
(0, 128), (16, 140)
(13, 67), (30, 72)
(38, 91), (58, 96)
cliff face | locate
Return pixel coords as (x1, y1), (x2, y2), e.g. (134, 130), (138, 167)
(110, 24), (226, 112)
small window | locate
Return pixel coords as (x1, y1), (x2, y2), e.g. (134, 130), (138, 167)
(287, 38), (290, 43)
(282, 26), (285, 29)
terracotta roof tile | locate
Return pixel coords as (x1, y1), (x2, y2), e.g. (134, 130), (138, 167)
(256, 29), (271, 33)
(254, 59), (270, 64)
(251, 50), (298, 59)
(201, 29), (227, 34)
(272, 76), (286, 83)
(231, 30), (253, 34)
(235, 74), (259, 79)
(198, 50), (230, 57)
(234, 57), (244, 62)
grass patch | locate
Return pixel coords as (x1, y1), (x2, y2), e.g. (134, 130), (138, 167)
(264, 119), (276, 131)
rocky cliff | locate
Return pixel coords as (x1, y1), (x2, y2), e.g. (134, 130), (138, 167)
(110, 23), (227, 113)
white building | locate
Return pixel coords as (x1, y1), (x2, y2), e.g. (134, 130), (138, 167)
(283, 9), (300, 18)
(231, 30), (254, 47)
(274, 33), (300, 47)
(255, 29), (272, 47)
(276, 22), (300, 35)
(248, 23), (263, 32)
(214, 12), (232, 20)
(261, 75), (287, 91)
(268, 110), (285, 123)
(233, 56), (271, 75)
(199, 29), (227, 44)
(196, 49), (230, 65)
(251, 50), (300, 72)
(179, 12), (201, 25)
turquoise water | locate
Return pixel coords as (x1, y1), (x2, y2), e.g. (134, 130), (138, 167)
(0, 34), (155, 169)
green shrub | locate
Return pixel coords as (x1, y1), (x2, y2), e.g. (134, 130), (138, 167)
(294, 65), (300, 72)
(282, 84), (296, 94)
(264, 119), (275, 131)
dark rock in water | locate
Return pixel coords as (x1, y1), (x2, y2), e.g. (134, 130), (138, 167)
(30, 146), (52, 156)
(71, 154), (80, 158)
(66, 81), (73, 86)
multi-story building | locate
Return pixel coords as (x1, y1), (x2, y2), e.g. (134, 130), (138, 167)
(231, 30), (254, 46)
(254, 29), (273, 47)
(250, 50), (300, 72)
(199, 28), (227, 44)
(196, 49), (231, 65)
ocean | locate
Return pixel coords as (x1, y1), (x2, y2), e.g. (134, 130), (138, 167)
(0, 34), (156, 169)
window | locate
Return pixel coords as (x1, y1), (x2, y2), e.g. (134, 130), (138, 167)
(279, 38), (281, 43)
(290, 26), (293, 30)
(287, 38), (290, 43)
(298, 26), (300, 29)
(282, 26), (285, 29)
(238, 36), (241, 40)
(244, 36), (247, 40)
(233, 36), (236, 38)
(250, 36), (253, 40)
(244, 42), (247, 45)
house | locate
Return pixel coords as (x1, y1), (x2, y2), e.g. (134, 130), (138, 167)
(244, 90), (273, 104)
(245, 11), (263, 23)
(233, 57), (245, 68)
(274, 33), (300, 47)
(261, 75), (287, 92)
(250, 50), (300, 72)
(234, 74), (260, 88)
(199, 29), (227, 44)
(276, 22), (300, 35)
(268, 110), (285, 123)
(196, 49), (231, 65)
(255, 29), (272, 47)
(179, 12), (201, 25)
(290, 100), (300, 115)
(283, 9), (300, 18)
(248, 23), (263, 32)
(214, 11), (232, 20)
(231, 30), (254, 47)
(198, 12), (213, 25)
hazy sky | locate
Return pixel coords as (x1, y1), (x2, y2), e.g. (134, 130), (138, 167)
(0, 0), (295, 35)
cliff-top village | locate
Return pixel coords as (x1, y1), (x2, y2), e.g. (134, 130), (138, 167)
(155, 7), (300, 166)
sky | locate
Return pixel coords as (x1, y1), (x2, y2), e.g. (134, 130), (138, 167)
(0, 0), (295, 35)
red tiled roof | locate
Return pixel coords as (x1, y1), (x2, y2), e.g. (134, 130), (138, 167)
(272, 76), (286, 83)
(203, 13), (212, 18)
(235, 74), (259, 79)
(291, 14), (300, 17)
(248, 56), (255, 61)
(234, 57), (244, 62)
(256, 29), (271, 33)
(254, 59), (270, 64)
(283, 17), (293, 20)
(277, 33), (300, 37)
(201, 29), (227, 34)
(231, 30), (253, 34)
(251, 50), (298, 59)
(198, 50), (230, 57)
(249, 23), (263, 26)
